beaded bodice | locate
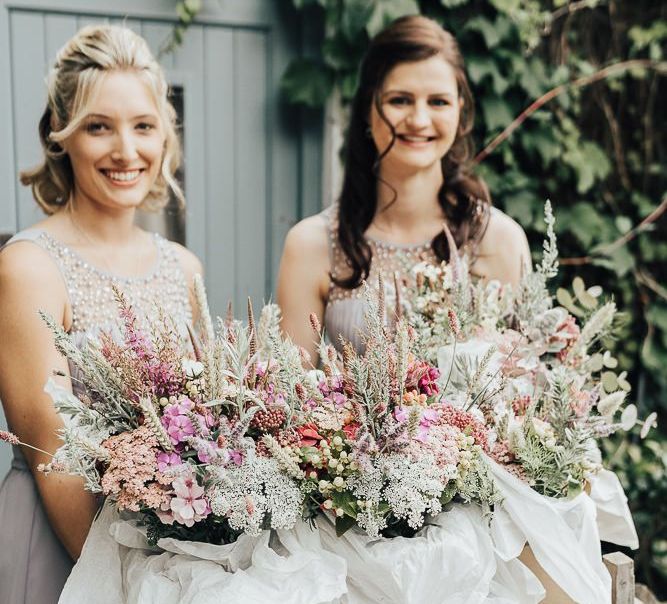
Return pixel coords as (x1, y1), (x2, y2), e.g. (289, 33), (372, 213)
(5, 229), (192, 334)
(322, 204), (439, 353)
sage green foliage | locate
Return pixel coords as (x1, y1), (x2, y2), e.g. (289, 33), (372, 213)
(281, 0), (666, 594)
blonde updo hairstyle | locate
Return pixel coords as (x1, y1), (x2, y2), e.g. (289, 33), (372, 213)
(21, 25), (183, 214)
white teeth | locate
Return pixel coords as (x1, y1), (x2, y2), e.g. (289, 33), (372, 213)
(400, 135), (431, 142)
(105, 170), (140, 182)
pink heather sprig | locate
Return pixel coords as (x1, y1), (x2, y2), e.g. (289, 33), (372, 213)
(0, 430), (55, 459)
(447, 309), (461, 338)
(116, 291), (155, 362)
(0, 430), (19, 445)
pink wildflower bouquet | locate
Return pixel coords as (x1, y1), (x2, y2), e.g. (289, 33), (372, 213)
(22, 278), (308, 546)
(269, 288), (499, 540)
(407, 201), (655, 498)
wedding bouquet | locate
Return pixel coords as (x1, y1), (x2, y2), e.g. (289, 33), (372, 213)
(404, 201), (648, 602)
(33, 283), (308, 545)
(408, 201), (651, 497)
(0, 279), (348, 603)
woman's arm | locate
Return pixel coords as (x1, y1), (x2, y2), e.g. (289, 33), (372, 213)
(471, 208), (532, 287)
(276, 216), (331, 366)
(0, 243), (98, 560)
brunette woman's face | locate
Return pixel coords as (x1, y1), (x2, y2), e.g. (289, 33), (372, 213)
(64, 70), (165, 212)
(369, 55), (462, 175)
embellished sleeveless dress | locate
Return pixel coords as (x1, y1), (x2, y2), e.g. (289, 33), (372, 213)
(0, 229), (192, 604)
(321, 204), (439, 354)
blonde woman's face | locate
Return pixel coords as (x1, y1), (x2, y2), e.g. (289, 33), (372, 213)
(64, 71), (165, 211)
(370, 55), (462, 175)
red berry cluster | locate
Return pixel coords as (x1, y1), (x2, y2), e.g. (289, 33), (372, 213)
(250, 406), (287, 433)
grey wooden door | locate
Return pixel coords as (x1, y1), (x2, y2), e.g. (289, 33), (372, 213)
(0, 0), (323, 480)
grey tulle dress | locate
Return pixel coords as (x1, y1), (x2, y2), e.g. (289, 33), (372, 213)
(0, 229), (192, 604)
(321, 203), (441, 354)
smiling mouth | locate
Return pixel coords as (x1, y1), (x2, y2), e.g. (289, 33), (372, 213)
(100, 169), (144, 184)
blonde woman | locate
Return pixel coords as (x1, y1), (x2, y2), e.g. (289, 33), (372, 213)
(0, 26), (201, 603)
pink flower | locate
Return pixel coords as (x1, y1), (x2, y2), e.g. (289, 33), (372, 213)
(228, 449), (244, 466)
(342, 422), (360, 441)
(156, 451), (182, 473)
(165, 415), (195, 445)
(297, 423), (324, 447)
(394, 407), (409, 423)
(418, 367), (440, 396)
(169, 474), (210, 527)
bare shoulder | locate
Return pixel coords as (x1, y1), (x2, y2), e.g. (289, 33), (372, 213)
(169, 241), (204, 281)
(473, 207), (531, 286)
(0, 240), (66, 294)
(282, 213), (330, 260)
(0, 240), (68, 321)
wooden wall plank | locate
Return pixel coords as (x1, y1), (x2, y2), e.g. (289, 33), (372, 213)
(0, 3), (17, 237)
(203, 26), (235, 316)
(11, 10), (47, 229)
(44, 13), (77, 64)
(76, 15), (108, 29)
(171, 24), (208, 301)
(234, 28), (267, 312)
(141, 21), (173, 70)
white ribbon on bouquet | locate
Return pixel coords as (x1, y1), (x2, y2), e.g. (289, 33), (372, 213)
(317, 503), (544, 604)
(487, 458), (612, 603)
(59, 500), (347, 604)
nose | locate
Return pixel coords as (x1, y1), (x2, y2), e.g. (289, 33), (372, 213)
(406, 100), (430, 129)
(110, 128), (139, 163)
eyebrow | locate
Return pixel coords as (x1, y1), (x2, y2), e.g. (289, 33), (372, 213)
(84, 113), (158, 120)
(382, 90), (457, 99)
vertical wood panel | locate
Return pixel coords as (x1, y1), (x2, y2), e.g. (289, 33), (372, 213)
(234, 29), (267, 312)
(141, 21), (173, 70)
(45, 13), (78, 65)
(11, 10), (47, 229)
(108, 17), (142, 34)
(77, 15), (108, 28)
(204, 27), (235, 315)
(0, 5), (17, 236)
(171, 25), (208, 304)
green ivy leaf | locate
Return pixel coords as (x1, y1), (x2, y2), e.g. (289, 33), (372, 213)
(440, 0), (469, 7)
(342, 0), (375, 41)
(366, 0), (420, 38)
(466, 55), (509, 95)
(480, 95), (514, 131)
(280, 59), (334, 107)
(465, 16), (502, 49)
(489, 0), (521, 13)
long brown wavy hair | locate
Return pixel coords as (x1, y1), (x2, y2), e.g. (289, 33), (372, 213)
(335, 15), (491, 289)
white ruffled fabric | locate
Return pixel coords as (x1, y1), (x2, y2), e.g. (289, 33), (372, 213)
(588, 468), (638, 548)
(317, 504), (544, 604)
(488, 458), (612, 603)
(59, 501), (347, 604)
